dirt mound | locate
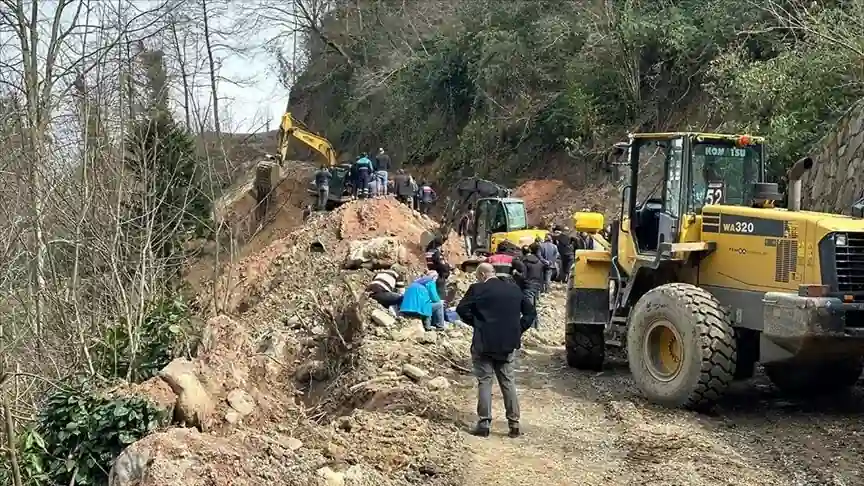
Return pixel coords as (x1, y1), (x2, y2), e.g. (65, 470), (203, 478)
(215, 161), (316, 258)
(114, 196), (480, 485)
(339, 198), (467, 264)
(514, 179), (619, 227)
(206, 197), (466, 315)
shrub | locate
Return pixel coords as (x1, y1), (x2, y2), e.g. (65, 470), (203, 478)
(93, 296), (198, 382)
(7, 379), (169, 486)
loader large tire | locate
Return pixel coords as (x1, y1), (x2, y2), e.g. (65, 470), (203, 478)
(565, 323), (605, 371)
(764, 359), (863, 396)
(626, 283), (737, 410)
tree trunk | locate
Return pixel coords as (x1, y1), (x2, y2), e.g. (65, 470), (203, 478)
(201, 0), (221, 137)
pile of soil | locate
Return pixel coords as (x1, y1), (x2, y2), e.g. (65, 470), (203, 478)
(339, 198), (467, 264)
(116, 196), (479, 485)
(514, 179), (619, 228)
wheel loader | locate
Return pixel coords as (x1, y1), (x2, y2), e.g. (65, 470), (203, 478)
(565, 131), (864, 410)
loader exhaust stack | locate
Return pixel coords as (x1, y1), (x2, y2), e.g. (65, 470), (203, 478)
(786, 156), (814, 212)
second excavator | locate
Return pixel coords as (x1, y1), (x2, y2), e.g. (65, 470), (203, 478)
(424, 177), (548, 269)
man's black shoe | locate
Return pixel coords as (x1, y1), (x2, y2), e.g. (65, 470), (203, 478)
(508, 427), (520, 438)
(471, 426), (491, 437)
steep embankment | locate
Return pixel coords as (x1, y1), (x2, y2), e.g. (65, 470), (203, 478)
(285, 0), (864, 189)
(801, 100), (864, 213)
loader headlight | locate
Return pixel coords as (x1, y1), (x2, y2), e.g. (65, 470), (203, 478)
(836, 233), (848, 246)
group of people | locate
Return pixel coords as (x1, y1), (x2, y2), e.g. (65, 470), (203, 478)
(363, 238), (536, 439)
(311, 147), (438, 214)
(362, 222), (602, 439)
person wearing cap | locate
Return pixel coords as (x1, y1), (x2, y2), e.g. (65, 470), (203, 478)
(366, 269), (403, 311)
(374, 148), (391, 196)
(353, 153), (374, 198)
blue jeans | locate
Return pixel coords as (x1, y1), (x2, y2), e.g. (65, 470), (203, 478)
(423, 301), (445, 330)
(376, 170), (388, 195)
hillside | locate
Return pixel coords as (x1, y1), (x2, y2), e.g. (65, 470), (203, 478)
(285, 0), (864, 187)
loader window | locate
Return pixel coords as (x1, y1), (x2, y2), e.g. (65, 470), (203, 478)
(690, 142), (761, 210)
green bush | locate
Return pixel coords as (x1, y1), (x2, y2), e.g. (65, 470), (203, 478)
(6, 379), (168, 486)
(93, 296), (198, 382)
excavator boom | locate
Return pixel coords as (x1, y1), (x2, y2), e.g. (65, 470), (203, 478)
(439, 177), (512, 238)
(277, 112), (338, 167)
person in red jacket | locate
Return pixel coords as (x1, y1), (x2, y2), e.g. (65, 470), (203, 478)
(486, 241), (525, 282)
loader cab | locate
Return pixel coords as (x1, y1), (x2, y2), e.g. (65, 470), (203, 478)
(620, 133), (765, 254)
(473, 197), (529, 253)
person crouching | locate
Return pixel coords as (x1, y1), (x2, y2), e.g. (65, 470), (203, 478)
(399, 271), (446, 331)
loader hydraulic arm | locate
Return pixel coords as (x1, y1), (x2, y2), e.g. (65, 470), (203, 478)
(277, 112), (338, 167)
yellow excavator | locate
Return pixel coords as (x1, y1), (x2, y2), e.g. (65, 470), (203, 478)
(274, 112), (354, 209)
(422, 177), (548, 270)
(566, 131), (864, 410)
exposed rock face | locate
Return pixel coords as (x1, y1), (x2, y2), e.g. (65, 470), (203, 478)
(802, 100), (864, 214)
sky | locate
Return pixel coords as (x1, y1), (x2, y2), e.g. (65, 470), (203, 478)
(0, 0), (298, 135)
(209, 18), (292, 134)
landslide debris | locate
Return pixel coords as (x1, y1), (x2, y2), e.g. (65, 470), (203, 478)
(514, 179), (618, 227)
(111, 197), (475, 486)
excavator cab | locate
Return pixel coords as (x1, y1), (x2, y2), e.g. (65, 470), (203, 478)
(472, 197), (533, 254)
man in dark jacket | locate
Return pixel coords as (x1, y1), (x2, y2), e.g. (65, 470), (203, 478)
(456, 262), (536, 438)
(424, 235), (452, 301)
(514, 243), (545, 328)
(313, 165), (332, 211)
(418, 181), (436, 214)
(552, 225), (576, 284)
(374, 148), (391, 196)
(538, 234), (559, 292)
(393, 169), (413, 205)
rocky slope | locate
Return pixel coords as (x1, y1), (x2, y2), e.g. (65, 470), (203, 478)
(802, 100), (864, 214)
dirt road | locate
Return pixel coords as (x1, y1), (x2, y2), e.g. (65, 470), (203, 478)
(452, 288), (864, 486)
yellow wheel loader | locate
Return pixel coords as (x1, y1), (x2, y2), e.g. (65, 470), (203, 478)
(566, 132), (864, 410)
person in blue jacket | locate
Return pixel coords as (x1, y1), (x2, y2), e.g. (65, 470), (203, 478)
(399, 271), (446, 330)
(353, 153), (374, 198)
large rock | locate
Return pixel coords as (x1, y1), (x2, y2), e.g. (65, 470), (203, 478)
(344, 237), (407, 269)
(109, 428), (320, 486)
(158, 359), (215, 432)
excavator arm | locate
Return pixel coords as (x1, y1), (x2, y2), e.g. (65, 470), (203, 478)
(438, 177), (512, 238)
(277, 112), (338, 167)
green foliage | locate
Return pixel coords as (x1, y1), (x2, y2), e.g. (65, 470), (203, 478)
(125, 114), (212, 256)
(6, 379), (168, 486)
(288, 0), (864, 182)
(93, 296), (198, 382)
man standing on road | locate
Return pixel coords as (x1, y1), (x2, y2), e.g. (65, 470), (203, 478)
(514, 243), (545, 328)
(313, 165), (332, 211)
(374, 147), (391, 196)
(456, 263), (536, 438)
(552, 225), (576, 284)
(538, 234), (559, 292)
